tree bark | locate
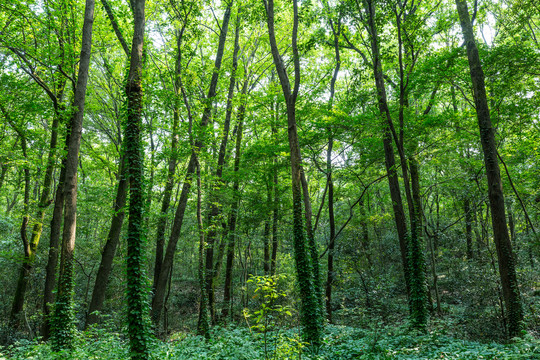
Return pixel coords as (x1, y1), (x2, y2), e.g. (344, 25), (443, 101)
(408, 157), (427, 330)
(455, 0), (523, 338)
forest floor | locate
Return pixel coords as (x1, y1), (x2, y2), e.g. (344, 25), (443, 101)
(1, 325), (538, 359)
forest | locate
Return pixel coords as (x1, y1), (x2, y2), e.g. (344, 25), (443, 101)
(0, 0), (539, 358)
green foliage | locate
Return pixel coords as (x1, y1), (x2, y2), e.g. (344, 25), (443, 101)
(2, 325), (539, 359)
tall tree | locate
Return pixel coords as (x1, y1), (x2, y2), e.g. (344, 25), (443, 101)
(85, 0), (132, 328)
(204, 11), (241, 324)
(124, 0), (150, 356)
(262, 0), (323, 346)
(454, 0), (523, 338)
(51, 0), (95, 350)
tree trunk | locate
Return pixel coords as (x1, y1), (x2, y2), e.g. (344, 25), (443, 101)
(325, 136), (336, 323)
(270, 124), (279, 276)
(408, 157), (427, 330)
(195, 156), (210, 338)
(464, 197), (473, 259)
(124, 0), (149, 357)
(204, 14), (240, 324)
(152, 24), (184, 298)
(52, 0), (95, 350)
(42, 152), (67, 339)
(263, 182), (271, 275)
(86, 155), (128, 327)
(221, 98), (245, 319)
(325, 14), (340, 323)
(455, 0), (523, 338)
(8, 126), (30, 327)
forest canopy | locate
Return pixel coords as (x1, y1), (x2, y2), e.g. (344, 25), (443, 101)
(0, 0), (539, 358)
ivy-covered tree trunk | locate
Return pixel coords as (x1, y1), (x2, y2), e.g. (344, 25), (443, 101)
(262, 0), (323, 347)
(455, 0), (523, 338)
(124, 0), (150, 357)
(51, 0), (95, 349)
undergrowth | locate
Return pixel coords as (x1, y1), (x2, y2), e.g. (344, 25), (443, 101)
(1, 325), (538, 359)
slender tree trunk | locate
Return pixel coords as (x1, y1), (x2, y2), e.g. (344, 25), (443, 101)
(325, 14), (340, 323)
(408, 157), (427, 330)
(464, 197), (473, 259)
(195, 157), (210, 338)
(427, 232), (441, 315)
(204, 15), (240, 324)
(52, 0), (95, 349)
(270, 124), (279, 275)
(8, 127), (30, 327)
(86, 155), (128, 327)
(222, 93), (246, 319)
(455, 0), (523, 338)
(263, 183), (271, 275)
(42, 153), (67, 339)
(325, 136), (336, 323)
(364, 0), (409, 292)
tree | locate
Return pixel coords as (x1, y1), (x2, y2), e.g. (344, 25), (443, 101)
(262, 0), (323, 346)
(124, 0), (150, 356)
(454, 0), (523, 338)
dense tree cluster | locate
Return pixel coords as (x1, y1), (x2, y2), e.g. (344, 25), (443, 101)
(0, 0), (539, 357)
